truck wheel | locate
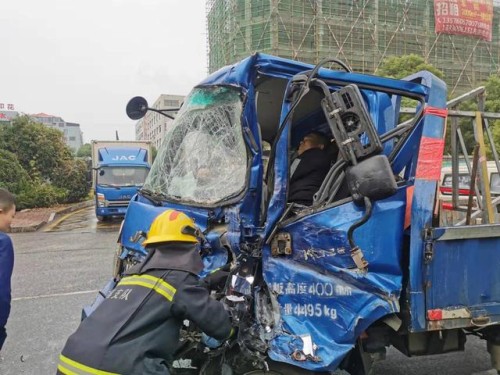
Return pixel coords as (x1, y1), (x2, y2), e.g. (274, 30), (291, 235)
(96, 215), (104, 222)
(340, 342), (373, 375)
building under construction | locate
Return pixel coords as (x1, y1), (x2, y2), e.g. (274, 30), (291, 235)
(206, 0), (500, 95)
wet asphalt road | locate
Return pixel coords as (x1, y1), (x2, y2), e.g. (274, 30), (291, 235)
(0, 206), (496, 374)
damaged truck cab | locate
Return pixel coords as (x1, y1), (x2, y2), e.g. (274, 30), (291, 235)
(113, 54), (500, 374)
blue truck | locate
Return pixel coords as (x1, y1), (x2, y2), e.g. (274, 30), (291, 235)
(91, 140), (152, 221)
(85, 54), (500, 374)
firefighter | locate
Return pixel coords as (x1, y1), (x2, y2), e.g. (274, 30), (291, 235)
(57, 209), (233, 375)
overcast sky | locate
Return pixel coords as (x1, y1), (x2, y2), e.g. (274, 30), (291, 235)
(0, 0), (207, 143)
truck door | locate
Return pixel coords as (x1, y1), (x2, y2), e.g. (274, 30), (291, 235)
(260, 77), (415, 371)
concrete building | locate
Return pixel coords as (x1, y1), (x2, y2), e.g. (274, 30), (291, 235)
(137, 94), (185, 149)
(135, 118), (145, 141)
(30, 113), (83, 152)
(206, 0), (500, 96)
(0, 111), (19, 126)
(65, 122), (84, 151)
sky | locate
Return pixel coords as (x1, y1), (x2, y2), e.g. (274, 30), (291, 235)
(0, 0), (208, 142)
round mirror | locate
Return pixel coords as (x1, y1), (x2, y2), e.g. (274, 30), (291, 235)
(126, 96), (148, 120)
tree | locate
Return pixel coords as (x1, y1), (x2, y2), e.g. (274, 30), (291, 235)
(376, 54), (444, 80)
(0, 115), (90, 207)
(0, 149), (31, 195)
(51, 159), (90, 203)
(77, 143), (92, 158)
(484, 75), (500, 157)
(376, 54), (445, 126)
(0, 115), (73, 182)
(442, 74), (500, 157)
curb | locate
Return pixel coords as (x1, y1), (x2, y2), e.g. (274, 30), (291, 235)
(51, 200), (94, 218)
(11, 221), (47, 233)
(11, 200), (94, 233)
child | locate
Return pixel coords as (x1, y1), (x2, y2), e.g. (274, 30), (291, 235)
(0, 188), (16, 357)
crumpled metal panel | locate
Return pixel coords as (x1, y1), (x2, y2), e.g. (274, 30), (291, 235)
(263, 189), (406, 371)
(199, 53), (429, 98)
(121, 198), (211, 253)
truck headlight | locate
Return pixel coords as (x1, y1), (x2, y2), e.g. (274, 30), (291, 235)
(97, 193), (107, 207)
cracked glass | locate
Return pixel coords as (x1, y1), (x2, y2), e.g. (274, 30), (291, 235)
(143, 86), (247, 205)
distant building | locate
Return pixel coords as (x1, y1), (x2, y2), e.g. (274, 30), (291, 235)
(135, 118), (144, 141)
(0, 111), (19, 126)
(137, 94), (185, 149)
(30, 113), (83, 152)
(65, 122), (84, 151)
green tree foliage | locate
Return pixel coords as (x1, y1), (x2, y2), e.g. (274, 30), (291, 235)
(51, 159), (90, 203)
(0, 115), (73, 182)
(0, 149), (67, 210)
(0, 115), (90, 208)
(444, 75), (500, 157)
(76, 143), (92, 158)
(484, 75), (500, 157)
(0, 149), (31, 194)
(376, 54), (445, 127)
(376, 54), (444, 80)
(16, 183), (67, 210)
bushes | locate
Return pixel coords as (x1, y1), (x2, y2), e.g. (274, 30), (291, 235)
(16, 184), (67, 210)
(0, 149), (31, 194)
(51, 159), (90, 203)
(0, 116), (91, 209)
(0, 149), (69, 210)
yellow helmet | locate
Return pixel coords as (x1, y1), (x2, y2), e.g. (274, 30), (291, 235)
(142, 209), (199, 246)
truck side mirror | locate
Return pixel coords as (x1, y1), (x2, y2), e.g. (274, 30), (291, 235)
(99, 170), (105, 176)
(346, 154), (397, 202)
(126, 96), (149, 120)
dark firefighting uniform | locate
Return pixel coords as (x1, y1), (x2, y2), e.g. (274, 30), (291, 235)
(57, 243), (232, 375)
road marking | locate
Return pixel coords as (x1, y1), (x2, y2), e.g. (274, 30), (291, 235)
(13, 289), (98, 301)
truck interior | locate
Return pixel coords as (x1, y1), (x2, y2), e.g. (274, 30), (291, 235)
(254, 72), (422, 213)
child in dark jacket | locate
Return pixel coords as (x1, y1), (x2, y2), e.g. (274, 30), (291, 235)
(0, 188), (16, 358)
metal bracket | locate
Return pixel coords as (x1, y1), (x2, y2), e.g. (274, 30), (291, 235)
(270, 232), (292, 256)
(423, 227), (434, 263)
(291, 334), (321, 362)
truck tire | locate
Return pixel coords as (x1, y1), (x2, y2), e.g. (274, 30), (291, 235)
(96, 215), (105, 222)
(340, 342), (373, 375)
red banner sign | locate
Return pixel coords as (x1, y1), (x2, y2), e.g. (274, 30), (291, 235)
(434, 0), (493, 41)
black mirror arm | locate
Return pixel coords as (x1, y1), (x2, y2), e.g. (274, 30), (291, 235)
(148, 107), (180, 120)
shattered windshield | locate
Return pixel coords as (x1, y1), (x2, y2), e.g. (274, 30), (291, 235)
(143, 86), (247, 205)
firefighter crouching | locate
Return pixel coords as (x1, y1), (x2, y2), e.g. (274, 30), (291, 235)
(57, 209), (233, 375)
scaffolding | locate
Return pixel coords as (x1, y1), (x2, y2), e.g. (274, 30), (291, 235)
(206, 0), (500, 96)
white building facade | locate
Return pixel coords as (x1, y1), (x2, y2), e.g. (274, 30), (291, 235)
(135, 94), (185, 149)
(30, 113), (83, 152)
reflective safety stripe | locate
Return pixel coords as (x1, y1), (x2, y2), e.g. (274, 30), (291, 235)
(58, 354), (120, 375)
(118, 274), (176, 301)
